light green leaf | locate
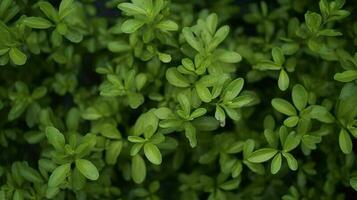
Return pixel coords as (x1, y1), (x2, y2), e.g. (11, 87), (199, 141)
(218, 50), (242, 63)
(308, 105), (335, 123)
(59, 0), (74, 19)
(271, 98), (297, 116)
(350, 177), (357, 191)
(132, 155), (146, 184)
(215, 105), (226, 127)
(334, 70), (357, 82)
(318, 29), (342, 37)
(270, 153), (282, 174)
(272, 47), (285, 66)
(305, 11), (322, 33)
(195, 83), (212, 103)
(223, 78), (244, 102)
(339, 129), (352, 154)
(23, 17), (53, 29)
(255, 60), (281, 70)
(184, 122), (197, 148)
(190, 108), (207, 119)
(128, 136), (146, 143)
(105, 141), (123, 165)
(292, 84), (308, 111)
(223, 106), (241, 121)
(156, 20), (178, 32)
(283, 116), (299, 127)
(182, 27), (202, 52)
(282, 152), (298, 170)
(45, 127), (65, 150)
(118, 2), (147, 15)
(166, 68), (190, 87)
(283, 132), (300, 152)
(144, 143), (162, 165)
(13, 190), (23, 200)
(38, 2), (59, 22)
(247, 148), (278, 163)
(121, 19), (145, 33)
(278, 69), (289, 91)
(108, 41), (131, 52)
(19, 164), (43, 183)
(48, 163), (70, 187)
(75, 159), (99, 181)
(158, 52), (172, 63)
(9, 48), (27, 65)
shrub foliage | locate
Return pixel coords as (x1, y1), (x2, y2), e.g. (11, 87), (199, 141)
(0, 0), (357, 199)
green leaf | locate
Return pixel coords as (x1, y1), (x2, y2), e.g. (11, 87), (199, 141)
(255, 60), (281, 70)
(130, 143), (144, 156)
(59, 0), (74, 19)
(13, 190), (23, 200)
(82, 107), (102, 120)
(64, 29), (83, 43)
(271, 98), (297, 116)
(118, 2), (147, 15)
(184, 122), (197, 148)
(190, 108), (207, 119)
(278, 69), (289, 91)
(182, 27), (202, 52)
(38, 2), (59, 22)
(9, 48), (27, 65)
(108, 41), (131, 52)
(218, 50), (242, 63)
(272, 47), (285, 66)
(292, 84), (308, 111)
(308, 105), (335, 123)
(128, 136), (146, 143)
(334, 70), (357, 82)
(283, 116), (299, 127)
(156, 20), (179, 32)
(305, 11), (322, 33)
(339, 129), (352, 154)
(48, 163), (70, 187)
(223, 78), (244, 102)
(223, 106), (241, 121)
(283, 132), (300, 152)
(121, 19), (145, 33)
(210, 25), (229, 49)
(318, 29), (342, 36)
(166, 68), (190, 87)
(19, 164), (43, 183)
(270, 153), (282, 174)
(8, 100), (28, 121)
(32, 87), (47, 99)
(128, 93), (144, 109)
(220, 179), (240, 190)
(206, 13), (218, 34)
(181, 58), (195, 71)
(158, 52), (172, 63)
(350, 177), (357, 191)
(215, 105), (226, 127)
(195, 83), (212, 103)
(75, 159), (99, 180)
(132, 155), (146, 184)
(248, 148), (278, 163)
(282, 152), (298, 171)
(45, 127), (65, 150)
(105, 141), (123, 165)
(154, 107), (173, 119)
(23, 17), (53, 29)
(144, 143), (162, 165)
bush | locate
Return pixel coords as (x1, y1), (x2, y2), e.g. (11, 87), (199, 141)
(0, 0), (357, 199)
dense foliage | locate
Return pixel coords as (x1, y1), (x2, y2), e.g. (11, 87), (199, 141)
(1, 0), (357, 199)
